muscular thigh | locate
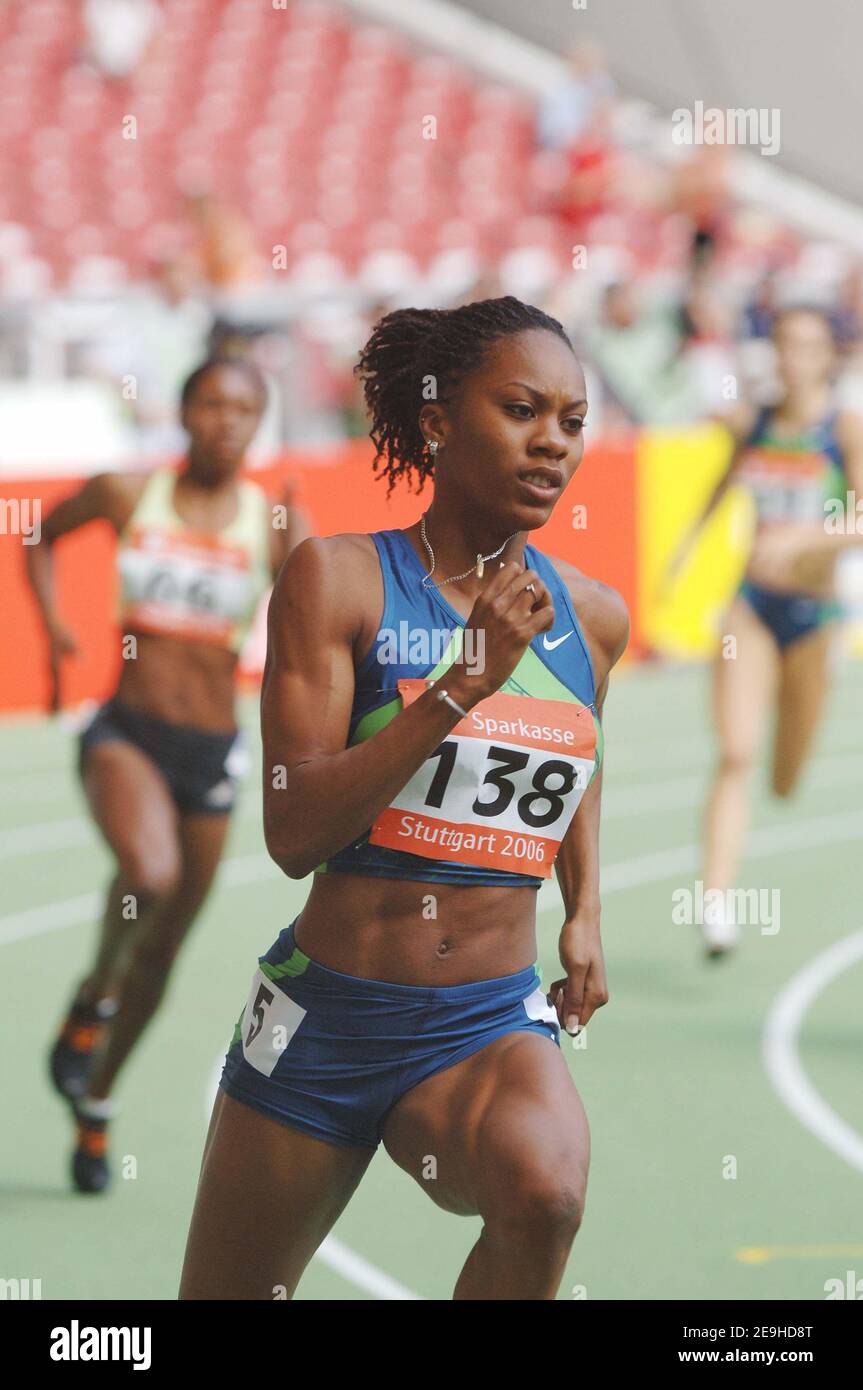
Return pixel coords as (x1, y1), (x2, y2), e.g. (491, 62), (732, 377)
(180, 1090), (374, 1299)
(381, 1033), (589, 1218)
(82, 740), (180, 883)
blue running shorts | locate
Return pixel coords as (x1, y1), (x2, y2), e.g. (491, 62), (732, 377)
(738, 580), (843, 651)
(219, 916), (561, 1150)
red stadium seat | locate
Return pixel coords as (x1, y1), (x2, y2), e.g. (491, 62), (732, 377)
(0, 0), (562, 287)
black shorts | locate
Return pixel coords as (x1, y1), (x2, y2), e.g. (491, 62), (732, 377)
(78, 698), (248, 815)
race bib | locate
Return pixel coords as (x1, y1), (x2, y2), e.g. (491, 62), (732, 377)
(367, 679), (597, 879)
(738, 448), (826, 527)
(240, 967), (307, 1078)
(119, 526), (255, 645)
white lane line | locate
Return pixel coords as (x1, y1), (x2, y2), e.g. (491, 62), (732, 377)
(607, 718), (863, 765)
(4, 706), (861, 803)
(0, 800), (260, 858)
(203, 1048), (423, 1301)
(0, 891), (102, 944)
(605, 711), (863, 752)
(313, 1237), (423, 1301)
(603, 751), (863, 819)
(0, 856), (284, 943)
(0, 852), (287, 942)
(0, 819), (94, 857)
(5, 806), (863, 945)
(0, 770), (84, 803)
(5, 747), (863, 858)
(556, 807), (863, 901)
(763, 931), (863, 1174)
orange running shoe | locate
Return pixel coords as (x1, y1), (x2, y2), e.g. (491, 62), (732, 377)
(71, 1098), (115, 1195)
(49, 997), (116, 1103)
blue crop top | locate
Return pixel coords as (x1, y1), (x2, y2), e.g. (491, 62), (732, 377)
(313, 527), (603, 889)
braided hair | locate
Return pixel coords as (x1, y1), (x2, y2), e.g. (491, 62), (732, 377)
(354, 295), (574, 496)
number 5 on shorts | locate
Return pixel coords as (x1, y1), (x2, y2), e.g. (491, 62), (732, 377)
(240, 967), (307, 1078)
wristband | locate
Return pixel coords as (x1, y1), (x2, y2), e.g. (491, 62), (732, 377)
(425, 679), (468, 720)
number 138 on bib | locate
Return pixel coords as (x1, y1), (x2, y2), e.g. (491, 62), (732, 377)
(368, 678), (598, 878)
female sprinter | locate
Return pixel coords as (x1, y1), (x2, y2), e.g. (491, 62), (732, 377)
(26, 357), (307, 1192)
(179, 296), (629, 1301)
(667, 306), (863, 956)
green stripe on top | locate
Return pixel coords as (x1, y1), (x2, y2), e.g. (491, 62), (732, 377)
(350, 694), (402, 746)
(230, 1006), (245, 1048)
(499, 643), (587, 702)
(352, 638), (594, 747)
(759, 436), (816, 453)
(823, 460), (846, 505)
(425, 627), (480, 686)
(261, 947), (310, 982)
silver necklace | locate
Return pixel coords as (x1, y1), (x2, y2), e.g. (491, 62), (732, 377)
(419, 511), (520, 587)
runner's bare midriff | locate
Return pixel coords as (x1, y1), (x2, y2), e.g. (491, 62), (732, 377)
(294, 871), (540, 985)
(114, 632), (239, 732)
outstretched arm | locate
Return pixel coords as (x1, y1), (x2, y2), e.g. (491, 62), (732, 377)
(23, 472), (141, 711)
(664, 404), (756, 584)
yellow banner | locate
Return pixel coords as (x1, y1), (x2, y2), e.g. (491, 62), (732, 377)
(637, 423), (754, 658)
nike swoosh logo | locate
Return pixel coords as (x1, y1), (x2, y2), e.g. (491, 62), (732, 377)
(542, 630), (574, 650)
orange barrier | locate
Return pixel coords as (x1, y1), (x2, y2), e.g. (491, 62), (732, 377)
(0, 438), (638, 715)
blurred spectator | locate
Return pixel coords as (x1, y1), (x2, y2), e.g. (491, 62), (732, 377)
(279, 308), (380, 446)
(130, 252), (212, 452)
(187, 194), (266, 292)
(671, 146), (732, 253)
(587, 280), (704, 425)
(740, 272), (780, 340)
(76, 251), (212, 457)
(554, 110), (616, 234)
(537, 41), (616, 152)
(676, 280), (737, 414)
(834, 264), (863, 413)
(834, 263), (863, 355)
(82, 0), (161, 79)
